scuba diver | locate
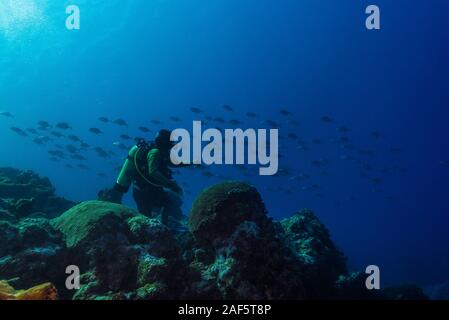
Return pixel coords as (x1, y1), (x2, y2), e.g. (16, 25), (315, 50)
(98, 129), (185, 226)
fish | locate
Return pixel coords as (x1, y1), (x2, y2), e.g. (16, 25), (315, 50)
(290, 173), (311, 181)
(89, 128), (103, 135)
(48, 150), (65, 158)
(65, 145), (79, 154)
(338, 136), (351, 143)
(32, 138), (46, 145)
(55, 122), (72, 130)
(119, 134), (132, 140)
(0, 111), (13, 117)
(113, 119), (128, 127)
(80, 142), (90, 149)
(262, 120), (279, 128)
(150, 119), (161, 125)
(321, 116), (333, 123)
(189, 107), (202, 114)
(312, 138), (322, 145)
(440, 160), (449, 166)
(98, 117), (109, 123)
(279, 109), (292, 116)
(287, 133), (298, 140)
(77, 164), (89, 170)
(26, 128), (38, 135)
(138, 126), (151, 133)
(37, 121), (51, 128)
(97, 172), (107, 178)
(228, 119), (241, 126)
(107, 150), (116, 157)
(65, 164), (74, 169)
(337, 126), (351, 133)
(223, 105), (233, 111)
(296, 145), (309, 151)
(340, 154), (355, 161)
(50, 131), (64, 138)
(94, 147), (109, 158)
(371, 131), (382, 139)
(311, 159), (326, 167)
(67, 134), (81, 142)
(201, 171), (214, 178)
(287, 120), (299, 127)
(341, 144), (354, 150)
(169, 116), (181, 122)
(71, 154), (86, 161)
(36, 137), (53, 145)
(246, 112), (257, 118)
(49, 157), (60, 162)
(10, 127), (27, 137)
(113, 141), (129, 150)
(213, 117), (225, 123)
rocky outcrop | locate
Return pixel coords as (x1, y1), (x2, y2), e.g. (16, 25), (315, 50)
(186, 182), (305, 299)
(279, 209), (347, 298)
(0, 280), (58, 300)
(0, 170), (429, 300)
(52, 201), (188, 300)
(0, 167), (75, 220)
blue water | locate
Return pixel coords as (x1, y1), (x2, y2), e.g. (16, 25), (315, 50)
(1, 0), (448, 290)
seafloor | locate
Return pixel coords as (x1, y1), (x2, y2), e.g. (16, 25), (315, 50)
(0, 167), (427, 300)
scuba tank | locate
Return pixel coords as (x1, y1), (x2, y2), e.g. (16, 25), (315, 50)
(133, 138), (173, 187)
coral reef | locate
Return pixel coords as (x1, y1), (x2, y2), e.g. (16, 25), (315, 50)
(0, 280), (57, 300)
(425, 279), (449, 300)
(53, 201), (188, 300)
(0, 167), (75, 220)
(0, 169), (428, 300)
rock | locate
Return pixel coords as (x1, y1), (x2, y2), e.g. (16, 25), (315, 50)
(0, 169), (430, 300)
(381, 285), (429, 300)
(187, 182), (304, 299)
(53, 200), (187, 299)
(0, 280), (58, 300)
(0, 221), (20, 256)
(280, 209), (347, 298)
(335, 272), (380, 299)
(425, 279), (449, 299)
(52, 200), (137, 249)
(0, 209), (15, 222)
(189, 181), (270, 245)
(0, 218), (66, 294)
(0, 167), (75, 219)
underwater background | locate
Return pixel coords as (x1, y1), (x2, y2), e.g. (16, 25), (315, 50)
(0, 0), (448, 292)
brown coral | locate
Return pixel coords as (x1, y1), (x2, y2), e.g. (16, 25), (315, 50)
(0, 280), (58, 300)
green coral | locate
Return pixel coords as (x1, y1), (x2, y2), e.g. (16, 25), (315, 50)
(52, 200), (137, 248)
(189, 181), (268, 243)
(137, 254), (168, 287)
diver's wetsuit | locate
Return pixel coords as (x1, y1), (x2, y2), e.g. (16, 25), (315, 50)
(115, 145), (182, 223)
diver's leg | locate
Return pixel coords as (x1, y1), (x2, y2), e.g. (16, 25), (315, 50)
(132, 186), (154, 217)
(161, 190), (183, 226)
